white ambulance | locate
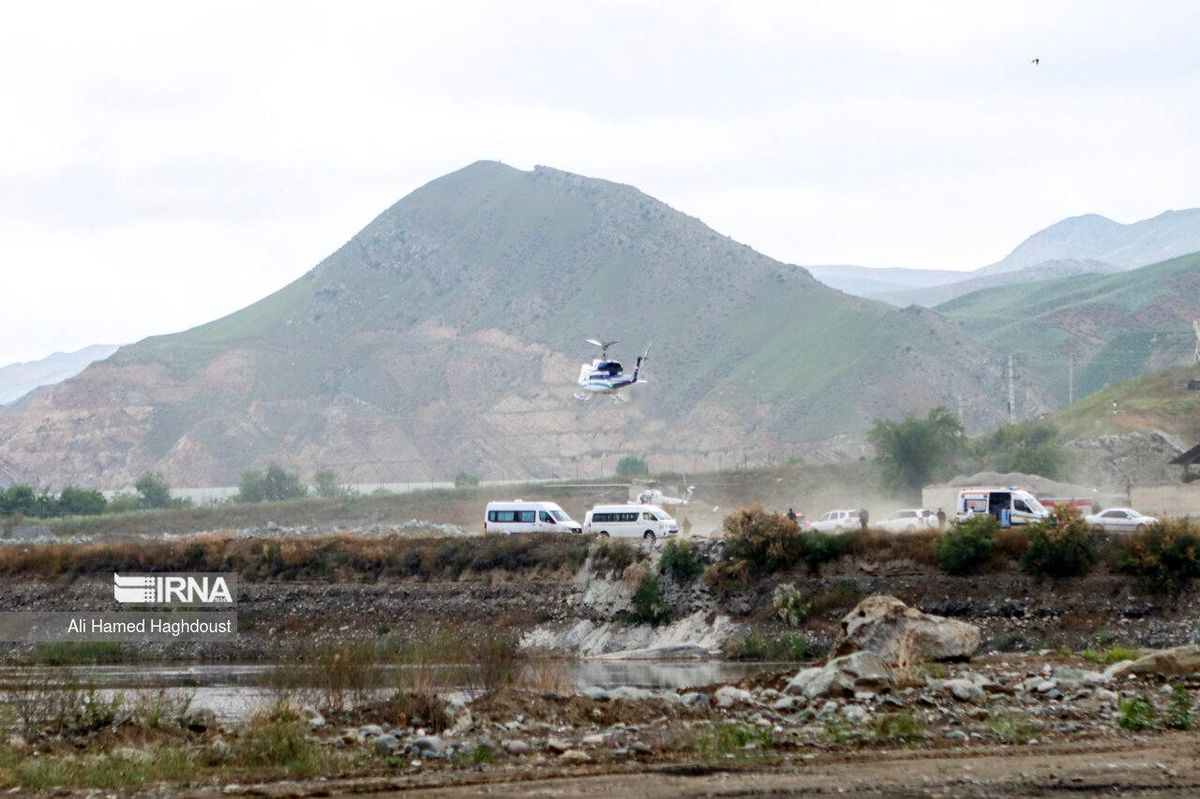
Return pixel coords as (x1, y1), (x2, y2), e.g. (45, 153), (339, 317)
(956, 488), (1049, 526)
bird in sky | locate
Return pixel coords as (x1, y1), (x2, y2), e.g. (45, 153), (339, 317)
(1031, 57), (1040, 65)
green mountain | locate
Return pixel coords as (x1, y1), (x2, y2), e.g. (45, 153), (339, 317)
(0, 162), (1011, 489)
(1048, 366), (1200, 443)
(939, 251), (1200, 404)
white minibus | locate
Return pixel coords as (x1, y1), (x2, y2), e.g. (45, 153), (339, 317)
(583, 503), (678, 540)
(483, 501), (583, 535)
(956, 488), (1049, 526)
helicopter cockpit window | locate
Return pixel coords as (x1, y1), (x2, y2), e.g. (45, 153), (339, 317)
(607, 361), (622, 376)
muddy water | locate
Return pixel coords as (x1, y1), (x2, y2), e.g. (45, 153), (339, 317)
(0, 660), (783, 720)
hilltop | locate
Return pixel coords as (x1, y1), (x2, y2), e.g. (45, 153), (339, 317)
(0, 162), (1011, 489)
(815, 208), (1200, 308)
(1049, 366), (1200, 444)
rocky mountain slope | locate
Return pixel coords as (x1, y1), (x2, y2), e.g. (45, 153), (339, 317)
(0, 344), (117, 405)
(0, 162), (1014, 489)
(939, 252), (1200, 403)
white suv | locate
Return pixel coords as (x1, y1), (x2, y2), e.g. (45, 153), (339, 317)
(809, 509), (862, 533)
(878, 508), (938, 533)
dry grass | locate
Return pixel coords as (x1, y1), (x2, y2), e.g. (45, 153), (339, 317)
(0, 532), (589, 581)
(887, 631), (925, 688)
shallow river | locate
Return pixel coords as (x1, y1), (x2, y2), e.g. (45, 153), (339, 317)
(0, 660), (783, 721)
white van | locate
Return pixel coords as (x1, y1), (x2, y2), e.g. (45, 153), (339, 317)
(584, 504), (679, 541)
(956, 488), (1049, 526)
(484, 501), (583, 535)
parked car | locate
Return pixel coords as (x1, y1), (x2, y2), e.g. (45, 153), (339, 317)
(484, 500), (583, 535)
(878, 508), (938, 533)
(809, 509), (862, 533)
(1085, 507), (1157, 533)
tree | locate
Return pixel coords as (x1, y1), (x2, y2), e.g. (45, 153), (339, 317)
(313, 469), (345, 498)
(971, 421), (1069, 480)
(616, 455), (649, 478)
(57, 486), (108, 516)
(135, 472), (173, 509)
(867, 407), (963, 497)
(236, 469), (267, 503)
(263, 462), (306, 501)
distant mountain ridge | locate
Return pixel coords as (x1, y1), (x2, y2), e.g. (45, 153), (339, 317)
(0, 345), (118, 405)
(0, 162), (1016, 489)
(811, 208), (1200, 308)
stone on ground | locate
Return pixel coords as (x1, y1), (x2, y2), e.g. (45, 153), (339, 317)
(838, 595), (980, 662)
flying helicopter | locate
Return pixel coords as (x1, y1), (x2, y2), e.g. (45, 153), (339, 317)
(635, 481), (695, 506)
(575, 339), (650, 401)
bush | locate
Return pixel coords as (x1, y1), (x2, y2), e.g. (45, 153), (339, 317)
(631, 573), (671, 625)
(590, 538), (640, 577)
(701, 559), (750, 598)
(659, 539), (704, 582)
(1020, 505), (1096, 579)
(58, 486), (108, 516)
(615, 456), (649, 477)
(1118, 519), (1200, 593)
(238, 463), (307, 503)
(695, 722), (773, 759)
(1167, 685), (1193, 731)
(722, 507), (804, 574)
(312, 469), (346, 498)
(933, 515), (998, 575)
(871, 711), (922, 744)
(453, 471), (481, 488)
(1116, 695), (1155, 732)
(772, 583), (813, 627)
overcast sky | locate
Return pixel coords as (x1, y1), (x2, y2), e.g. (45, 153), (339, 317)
(2, 1), (1198, 364)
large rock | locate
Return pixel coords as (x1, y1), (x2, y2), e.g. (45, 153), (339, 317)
(837, 596), (979, 662)
(1106, 645), (1200, 679)
(785, 651), (891, 700)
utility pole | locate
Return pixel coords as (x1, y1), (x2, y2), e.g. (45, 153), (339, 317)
(1068, 353), (1075, 405)
(1006, 353), (1015, 424)
(1193, 320), (1200, 365)
(956, 392), (964, 424)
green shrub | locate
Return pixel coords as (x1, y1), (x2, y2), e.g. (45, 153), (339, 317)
(1020, 506), (1096, 579)
(1166, 685), (1193, 731)
(1116, 696), (1155, 731)
(1081, 646), (1139, 665)
(986, 715), (1042, 744)
(590, 538), (639, 577)
(695, 722), (773, 758)
(721, 506), (804, 574)
(933, 515), (998, 575)
(727, 632), (811, 661)
(659, 539), (704, 582)
(615, 456), (649, 477)
(631, 573), (671, 625)
(453, 471), (481, 488)
(772, 583), (813, 627)
(1118, 519), (1200, 593)
(134, 472), (174, 509)
(871, 711), (922, 744)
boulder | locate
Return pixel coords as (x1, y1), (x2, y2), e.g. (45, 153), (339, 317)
(1106, 645), (1200, 678)
(373, 734), (400, 755)
(942, 679), (987, 704)
(785, 651), (891, 700)
(714, 686), (754, 708)
(837, 595), (980, 662)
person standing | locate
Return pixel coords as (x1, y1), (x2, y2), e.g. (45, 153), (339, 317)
(859, 508), (869, 532)
(937, 507), (947, 530)
(786, 507), (797, 522)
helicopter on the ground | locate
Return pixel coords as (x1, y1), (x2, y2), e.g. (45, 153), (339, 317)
(575, 339), (650, 401)
(635, 481), (695, 506)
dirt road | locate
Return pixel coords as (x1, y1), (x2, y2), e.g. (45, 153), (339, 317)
(216, 736), (1199, 798)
